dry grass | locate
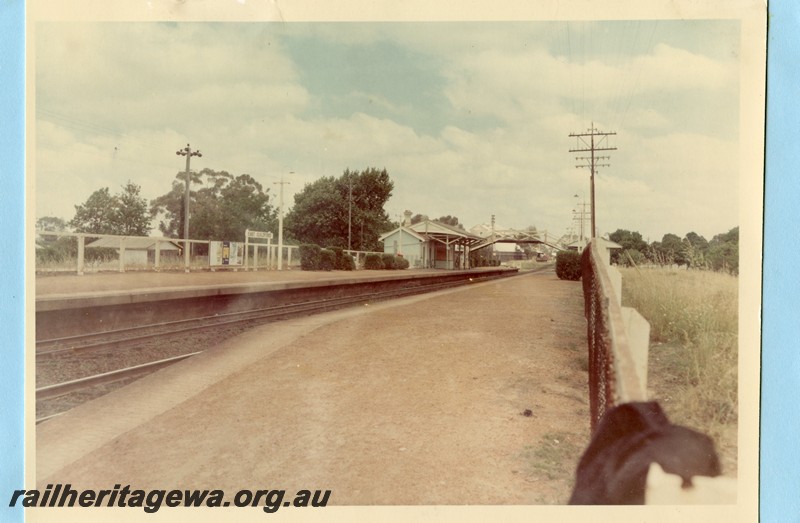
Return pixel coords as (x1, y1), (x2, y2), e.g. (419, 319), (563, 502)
(619, 267), (738, 474)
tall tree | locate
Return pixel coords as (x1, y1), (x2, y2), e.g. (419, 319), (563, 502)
(707, 227), (739, 274)
(150, 168), (276, 240)
(609, 229), (648, 264)
(69, 182), (151, 235)
(285, 167), (394, 250)
(115, 181), (151, 236)
(69, 187), (118, 234)
(656, 233), (689, 267)
(683, 231), (709, 268)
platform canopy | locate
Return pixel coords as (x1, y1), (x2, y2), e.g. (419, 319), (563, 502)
(406, 219), (484, 248)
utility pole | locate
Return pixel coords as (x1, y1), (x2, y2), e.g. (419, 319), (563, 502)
(176, 143), (202, 269)
(348, 173), (353, 251)
(569, 124), (616, 238)
(274, 173), (291, 270)
(573, 194), (590, 246)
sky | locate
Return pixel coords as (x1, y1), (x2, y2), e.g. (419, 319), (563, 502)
(34, 18), (745, 244)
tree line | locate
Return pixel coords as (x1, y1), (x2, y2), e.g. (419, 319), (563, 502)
(608, 228), (739, 274)
(36, 166), (397, 261)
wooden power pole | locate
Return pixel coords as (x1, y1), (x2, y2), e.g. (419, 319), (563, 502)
(569, 124), (616, 238)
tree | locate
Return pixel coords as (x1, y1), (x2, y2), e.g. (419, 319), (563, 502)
(35, 216), (74, 264)
(707, 227), (739, 274)
(115, 182), (151, 236)
(69, 182), (151, 235)
(285, 167), (394, 251)
(656, 233), (689, 267)
(69, 187), (118, 234)
(36, 216), (68, 242)
(409, 213), (465, 230)
(608, 229), (647, 264)
(434, 215), (464, 230)
(150, 168), (276, 241)
(36, 216), (67, 233)
(683, 231), (709, 269)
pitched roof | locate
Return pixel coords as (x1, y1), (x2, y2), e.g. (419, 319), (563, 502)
(408, 219), (482, 240)
(378, 226), (428, 243)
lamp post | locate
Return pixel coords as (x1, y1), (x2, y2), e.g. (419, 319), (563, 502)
(275, 172), (291, 270)
(176, 144), (201, 270)
(348, 173), (353, 252)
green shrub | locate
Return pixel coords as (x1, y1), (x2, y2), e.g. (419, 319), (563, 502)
(328, 247), (345, 270)
(395, 256), (410, 269)
(364, 253), (384, 270)
(319, 249), (336, 271)
(299, 244), (322, 271)
(381, 253), (397, 270)
(556, 250), (582, 281)
(341, 254), (355, 271)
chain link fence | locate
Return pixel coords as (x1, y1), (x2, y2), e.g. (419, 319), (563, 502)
(581, 239), (651, 433)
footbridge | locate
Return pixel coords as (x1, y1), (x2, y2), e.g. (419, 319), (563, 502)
(471, 229), (564, 252)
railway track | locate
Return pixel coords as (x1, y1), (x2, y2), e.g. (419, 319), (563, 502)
(36, 269), (531, 422)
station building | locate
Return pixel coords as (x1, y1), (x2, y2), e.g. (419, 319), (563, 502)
(379, 212), (484, 269)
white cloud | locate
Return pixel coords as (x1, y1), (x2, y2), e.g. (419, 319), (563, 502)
(33, 20), (746, 244)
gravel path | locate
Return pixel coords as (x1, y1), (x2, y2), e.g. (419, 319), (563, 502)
(37, 270), (591, 505)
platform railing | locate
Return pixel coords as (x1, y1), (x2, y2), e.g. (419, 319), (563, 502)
(34, 231), (301, 275)
(581, 239), (651, 433)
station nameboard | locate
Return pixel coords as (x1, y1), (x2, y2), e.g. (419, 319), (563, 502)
(246, 229), (273, 240)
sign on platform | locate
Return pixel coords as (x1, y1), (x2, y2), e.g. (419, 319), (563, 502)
(246, 229), (273, 240)
(210, 241), (244, 266)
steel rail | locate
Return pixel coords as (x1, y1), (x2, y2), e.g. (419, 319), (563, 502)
(36, 351), (203, 402)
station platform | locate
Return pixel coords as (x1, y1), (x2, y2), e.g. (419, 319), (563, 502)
(35, 268), (460, 297)
(35, 268), (591, 505)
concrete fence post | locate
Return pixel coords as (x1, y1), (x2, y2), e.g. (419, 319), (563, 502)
(119, 237), (126, 273)
(77, 234), (85, 276)
(621, 307), (651, 394)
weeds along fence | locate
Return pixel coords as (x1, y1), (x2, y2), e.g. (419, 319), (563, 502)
(35, 232), (300, 275)
(581, 239), (652, 433)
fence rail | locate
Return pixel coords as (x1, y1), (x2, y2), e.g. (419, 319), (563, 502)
(581, 239), (651, 432)
(35, 232), (300, 275)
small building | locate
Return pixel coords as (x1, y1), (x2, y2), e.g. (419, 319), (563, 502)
(379, 212), (484, 269)
(86, 237), (181, 266)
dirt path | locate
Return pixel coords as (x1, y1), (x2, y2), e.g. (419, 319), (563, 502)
(37, 270), (591, 505)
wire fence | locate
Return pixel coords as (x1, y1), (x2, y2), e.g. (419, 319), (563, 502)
(581, 239), (651, 433)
